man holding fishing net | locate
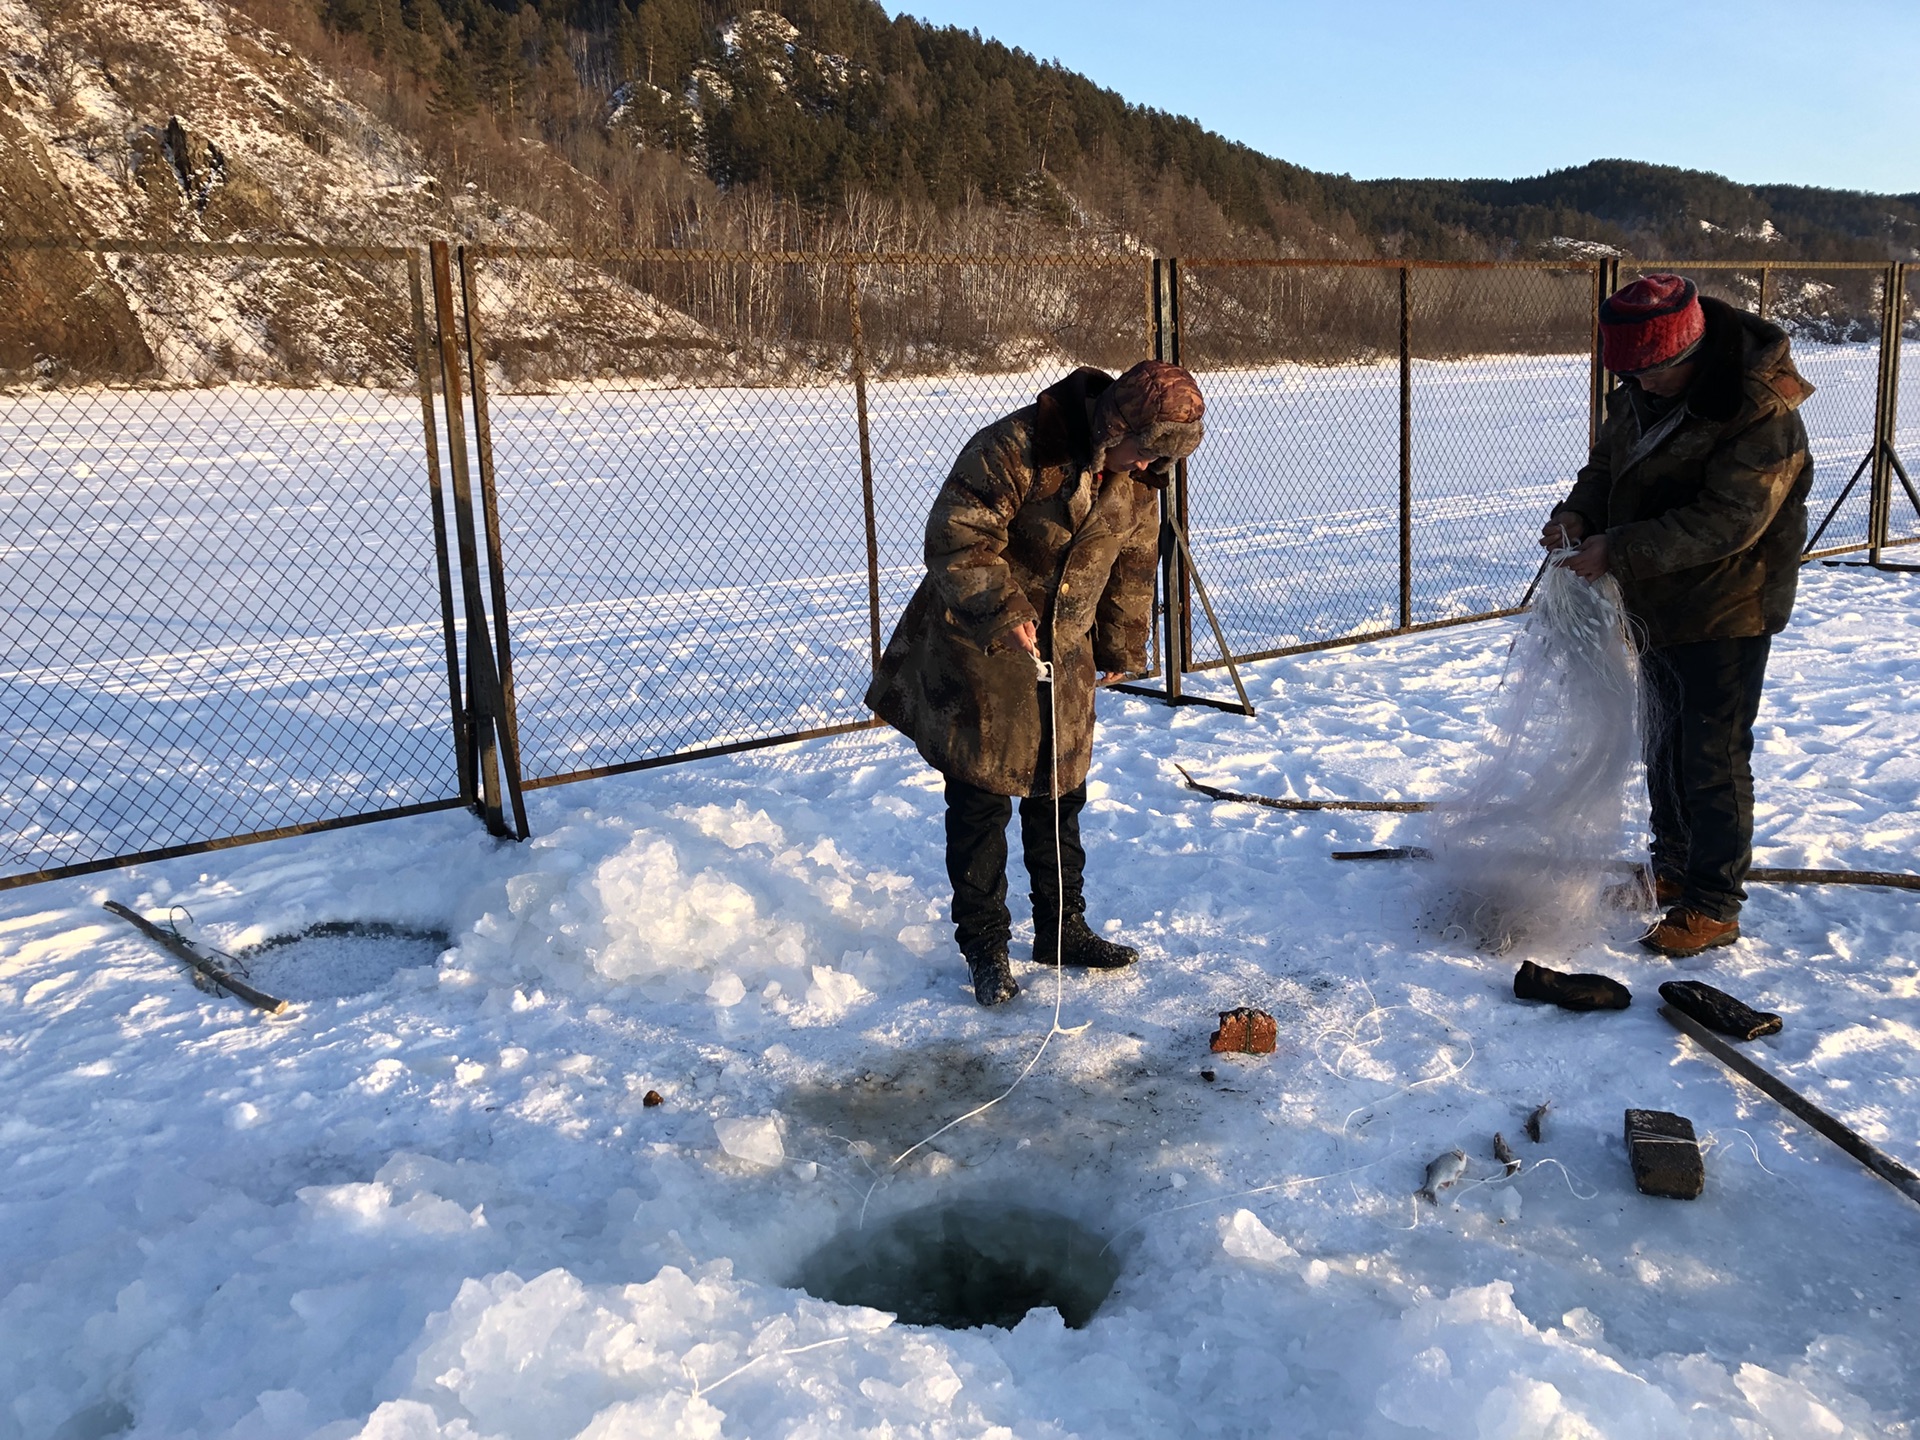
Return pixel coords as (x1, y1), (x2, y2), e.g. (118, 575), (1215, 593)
(866, 361), (1205, 1005)
(1542, 274), (1814, 957)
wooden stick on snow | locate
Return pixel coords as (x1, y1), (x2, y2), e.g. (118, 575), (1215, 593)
(103, 901), (289, 1015)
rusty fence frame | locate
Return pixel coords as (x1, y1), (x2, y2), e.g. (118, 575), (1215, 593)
(0, 238), (522, 891)
(2, 241), (1913, 887)
(1162, 254), (1611, 676)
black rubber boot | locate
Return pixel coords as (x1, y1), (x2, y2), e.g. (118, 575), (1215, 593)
(1513, 959), (1631, 1012)
(1034, 913), (1137, 970)
(1659, 979), (1782, 1040)
(966, 944), (1019, 1006)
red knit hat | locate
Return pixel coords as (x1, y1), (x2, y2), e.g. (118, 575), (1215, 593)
(1600, 274), (1706, 375)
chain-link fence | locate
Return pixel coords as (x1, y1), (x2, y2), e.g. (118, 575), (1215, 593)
(1177, 259), (1598, 667)
(4, 241), (1914, 886)
(1407, 264), (1598, 627)
(1178, 261), (1406, 660)
(1893, 267), (1920, 550)
(0, 242), (467, 886)
(460, 247), (881, 787)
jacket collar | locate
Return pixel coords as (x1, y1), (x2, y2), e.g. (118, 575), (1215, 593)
(1033, 366), (1115, 471)
(1670, 296), (1812, 425)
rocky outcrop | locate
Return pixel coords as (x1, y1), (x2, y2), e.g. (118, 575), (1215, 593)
(0, 72), (153, 383)
(131, 115), (284, 235)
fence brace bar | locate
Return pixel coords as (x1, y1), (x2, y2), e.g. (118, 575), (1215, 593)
(454, 246), (531, 839)
(427, 240), (524, 840)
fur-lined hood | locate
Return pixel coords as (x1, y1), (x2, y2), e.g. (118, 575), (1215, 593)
(1655, 296), (1815, 425)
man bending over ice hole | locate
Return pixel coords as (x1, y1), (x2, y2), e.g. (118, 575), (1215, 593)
(866, 361), (1206, 1004)
(1543, 273), (1813, 958)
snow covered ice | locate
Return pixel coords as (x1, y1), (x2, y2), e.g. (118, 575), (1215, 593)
(3, 335), (1918, 1436)
(4, 561), (1917, 1437)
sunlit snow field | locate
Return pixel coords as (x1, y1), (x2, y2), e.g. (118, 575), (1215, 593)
(2, 347), (1918, 1438)
(2, 567), (1919, 1437)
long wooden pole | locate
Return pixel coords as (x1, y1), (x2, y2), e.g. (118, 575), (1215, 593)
(1175, 765), (1429, 813)
(1661, 1004), (1920, 1210)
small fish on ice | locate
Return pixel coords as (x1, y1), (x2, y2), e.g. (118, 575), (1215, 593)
(1416, 1149), (1468, 1203)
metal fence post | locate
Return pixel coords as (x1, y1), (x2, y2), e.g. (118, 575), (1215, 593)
(427, 240), (516, 840)
(1398, 264), (1413, 631)
(1886, 263), (1920, 551)
(405, 250), (472, 808)
(846, 261), (882, 675)
(1152, 257), (1187, 697)
(1588, 260), (1610, 449)
(455, 247), (530, 839)
(1868, 262), (1906, 565)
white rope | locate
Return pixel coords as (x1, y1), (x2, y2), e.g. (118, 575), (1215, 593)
(862, 651), (1087, 1222)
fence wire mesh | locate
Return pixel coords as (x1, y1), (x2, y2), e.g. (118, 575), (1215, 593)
(1894, 267), (1920, 550)
(1177, 262), (1405, 662)
(0, 243), (461, 883)
(463, 250), (879, 784)
(2, 242), (1909, 887)
(1408, 265), (1597, 625)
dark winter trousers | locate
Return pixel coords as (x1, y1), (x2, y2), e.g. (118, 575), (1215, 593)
(1642, 634), (1772, 923)
(943, 775), (1087, 959)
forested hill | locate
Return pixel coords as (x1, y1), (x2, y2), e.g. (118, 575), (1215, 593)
(315, 0), (1918, 258)
(8, 0), (1918, 260)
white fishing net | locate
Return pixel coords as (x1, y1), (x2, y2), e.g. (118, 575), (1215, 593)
(1427, 551), (1648, 952)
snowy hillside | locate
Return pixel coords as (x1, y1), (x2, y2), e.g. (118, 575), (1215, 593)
(2, 564), (1916, 1438)
(0, 0), (574, 385)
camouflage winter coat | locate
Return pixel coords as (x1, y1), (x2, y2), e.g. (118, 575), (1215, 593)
(864, 367), (1161, 797)
(1560, 297), (1815, 649)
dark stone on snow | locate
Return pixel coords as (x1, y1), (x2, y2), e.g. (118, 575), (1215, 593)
(1659, 979), (1782, 1041)
(1625, 1108), (1705, 1199)
(1514, 960), (1631, 1012)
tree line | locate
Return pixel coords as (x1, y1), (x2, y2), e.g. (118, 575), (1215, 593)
(293, 0), (1920, 265)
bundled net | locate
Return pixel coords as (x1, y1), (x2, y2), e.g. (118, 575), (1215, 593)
(1427, 552), (1647, 952)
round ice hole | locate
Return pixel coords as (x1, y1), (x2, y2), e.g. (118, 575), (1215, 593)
(795, 1202), (1119, 1330)
(233, 921), (451, 1001)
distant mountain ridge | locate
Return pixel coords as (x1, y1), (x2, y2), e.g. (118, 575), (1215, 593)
(3, 0), (1916, 265)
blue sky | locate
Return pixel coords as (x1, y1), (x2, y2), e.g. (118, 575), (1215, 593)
(895, 0), (1920, 194)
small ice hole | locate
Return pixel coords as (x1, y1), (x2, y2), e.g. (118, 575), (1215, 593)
(234, 921), (450, 1000)
(795, 1202), (1119, 1330)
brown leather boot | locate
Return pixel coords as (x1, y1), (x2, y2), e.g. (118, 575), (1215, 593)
(1654, 874), (1684, 907)
(1640, 907), (1740, 958)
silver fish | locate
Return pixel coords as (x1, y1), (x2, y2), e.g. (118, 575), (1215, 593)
(1416, 1148), (1468, 1203)
(1525, 1102), (1551, 1144)
(1493, 1132), (1521, 1176)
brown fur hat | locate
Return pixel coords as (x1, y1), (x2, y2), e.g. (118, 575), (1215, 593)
(1090, 359), (1205, 476)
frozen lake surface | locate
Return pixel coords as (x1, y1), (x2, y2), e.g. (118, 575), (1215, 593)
(1, 561), (1916, 1437)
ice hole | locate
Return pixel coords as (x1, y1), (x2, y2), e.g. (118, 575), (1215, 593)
(794, 1202), (1120, 1330)
(233, 921), (451, 1000)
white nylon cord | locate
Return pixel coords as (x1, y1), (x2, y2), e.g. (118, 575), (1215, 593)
(868, 651), (1086, 1211)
